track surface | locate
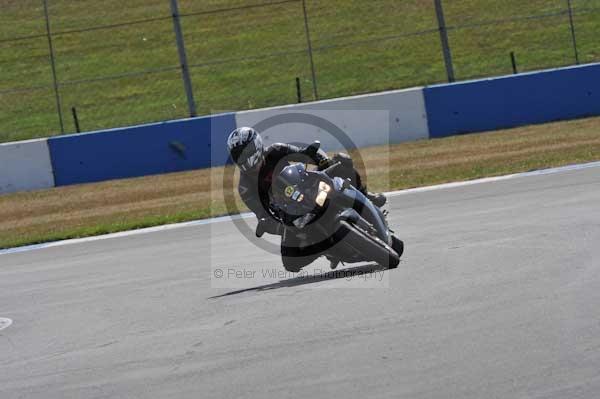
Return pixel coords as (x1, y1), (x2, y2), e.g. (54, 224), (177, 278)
(1, 166), (600, 398)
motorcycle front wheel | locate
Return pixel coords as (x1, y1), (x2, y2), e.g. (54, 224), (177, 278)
(336, 221), (400, 269)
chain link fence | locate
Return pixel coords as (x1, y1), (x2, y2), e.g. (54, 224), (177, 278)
(1, 0), (599, 142)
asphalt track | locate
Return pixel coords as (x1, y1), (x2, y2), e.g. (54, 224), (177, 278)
(1, 164), (600, 398)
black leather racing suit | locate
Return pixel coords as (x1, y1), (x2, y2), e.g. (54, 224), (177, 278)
(238, 143), (330, 222)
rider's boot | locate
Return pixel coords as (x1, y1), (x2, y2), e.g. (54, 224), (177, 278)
(357, 181), (386, 208)
(366, 191), (386, 208)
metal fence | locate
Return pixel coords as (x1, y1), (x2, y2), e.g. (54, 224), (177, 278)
(1, 0), (599, 142)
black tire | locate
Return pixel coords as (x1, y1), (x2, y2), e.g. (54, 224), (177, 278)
(337, 221), (400, 269)
(391, 235), (404, 259)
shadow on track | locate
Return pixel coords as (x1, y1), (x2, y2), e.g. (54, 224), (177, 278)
(209, 263), (389, 299)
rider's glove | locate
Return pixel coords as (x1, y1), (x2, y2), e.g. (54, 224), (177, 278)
(301, 141), (332, 170)
(301, 141), (320, 158)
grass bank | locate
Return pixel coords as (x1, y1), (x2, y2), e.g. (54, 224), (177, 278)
(1, 116), (599, 249)
(1, 0), (599, 141)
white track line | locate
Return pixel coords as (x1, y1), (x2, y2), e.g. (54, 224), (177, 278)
(386, 160), (600, 197)
(1, 160), (599, 256)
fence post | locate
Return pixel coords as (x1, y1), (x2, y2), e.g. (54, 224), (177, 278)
(301, 0), (319, 100)
(42, 0), (64, 134)
(510, 52), (518, 74)
(434, 0), (455, 83)
(170, 0), (197, 117)
(71, 107), (81, 133)
(566, 0), (580, 65)
(296, 77), (302, 103)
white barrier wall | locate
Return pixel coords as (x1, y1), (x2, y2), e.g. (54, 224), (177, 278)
(235, 87), (428, 151)
(0, 139), (55, 194)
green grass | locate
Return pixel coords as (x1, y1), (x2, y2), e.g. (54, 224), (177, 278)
(1, 115), (599, 249)
(0, 209), (209, 250)
(1, 0), (599, 142)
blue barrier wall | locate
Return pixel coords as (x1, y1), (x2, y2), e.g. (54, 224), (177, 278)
(48, 113), (236, 186)
(424, 63), (600, 138)
(33, 63), (600, 189)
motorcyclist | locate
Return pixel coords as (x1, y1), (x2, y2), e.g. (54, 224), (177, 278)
(226, 126), (386, 271)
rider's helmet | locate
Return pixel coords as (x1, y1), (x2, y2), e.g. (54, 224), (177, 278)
(226, 127), (265, 172)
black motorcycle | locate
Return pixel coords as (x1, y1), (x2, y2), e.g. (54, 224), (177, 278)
(267, 158), (404, 271)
